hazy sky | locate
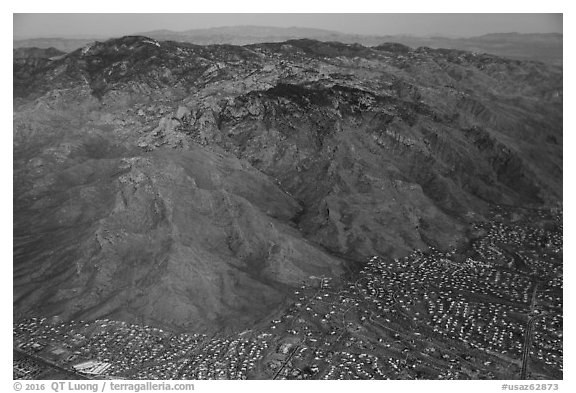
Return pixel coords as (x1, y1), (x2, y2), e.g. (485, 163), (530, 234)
(13, 13), (562, 39)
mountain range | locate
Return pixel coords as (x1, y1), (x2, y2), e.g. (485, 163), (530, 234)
(13, 35), (562, 333)
(13, 26), (562, 65)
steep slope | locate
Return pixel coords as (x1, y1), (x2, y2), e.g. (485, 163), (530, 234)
(13, 91), (342, 332)
(13, 36), (562, 333)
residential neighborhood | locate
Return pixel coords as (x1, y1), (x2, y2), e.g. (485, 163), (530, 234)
(14, 206), (562, 380)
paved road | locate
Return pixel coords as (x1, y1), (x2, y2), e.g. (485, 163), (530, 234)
(520, 283), (542, 379)
(272, 344), (301, 380)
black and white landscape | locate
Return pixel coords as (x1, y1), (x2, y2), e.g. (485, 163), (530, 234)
(13, 15), (562, 380)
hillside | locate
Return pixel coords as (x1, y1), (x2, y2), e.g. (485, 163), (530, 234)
(13, 36), (562, 334)
(13, 47), (65, 59)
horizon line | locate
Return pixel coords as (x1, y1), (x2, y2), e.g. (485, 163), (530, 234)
(13, 24), (563, 41)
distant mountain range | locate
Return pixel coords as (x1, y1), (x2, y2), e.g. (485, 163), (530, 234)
(13, 26), (562, 65)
